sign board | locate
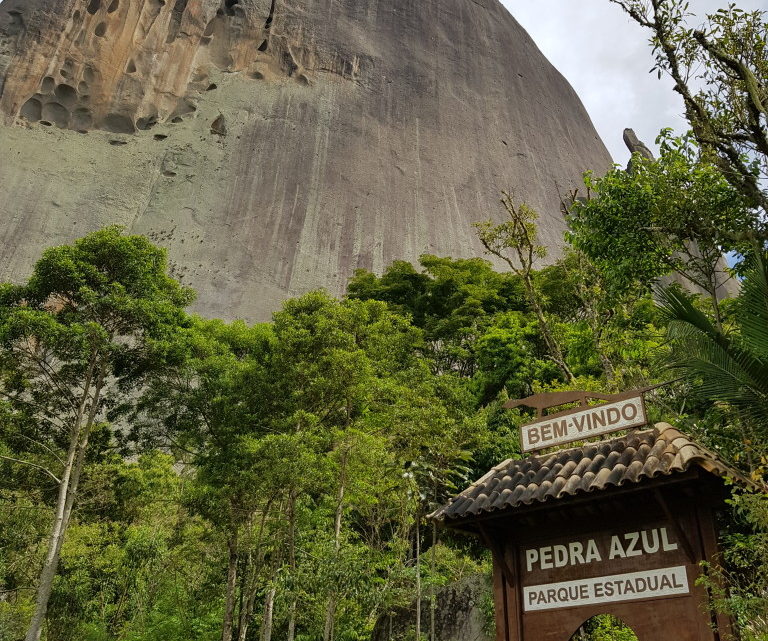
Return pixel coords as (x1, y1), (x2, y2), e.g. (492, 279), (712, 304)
(520, 523), (691, 613)
(520, 394), (647, 453)
(523, 566), (689, 611)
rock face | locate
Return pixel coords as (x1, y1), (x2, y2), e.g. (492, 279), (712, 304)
(0, 0), (613, 320)
(371, 575), (494, 641)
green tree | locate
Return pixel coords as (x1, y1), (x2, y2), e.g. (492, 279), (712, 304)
(348, 255), (526, 378)
(0, 226), (193, 641)
(608, 0), (768, 220)
(475, 192), (574, 381)
(136, 291), (480, 641)
(132, 317), (280, 641)
(566, 134), (753, 328)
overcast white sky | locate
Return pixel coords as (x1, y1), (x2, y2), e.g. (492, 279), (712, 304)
(504, 0), (766, 165)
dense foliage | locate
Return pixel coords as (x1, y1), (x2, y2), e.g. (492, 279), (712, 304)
(0, 222), (673, 641)
(1, 3), (767, 637)
(5, 202), (765, 640)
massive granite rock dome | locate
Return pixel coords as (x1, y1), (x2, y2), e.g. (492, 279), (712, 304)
(0, 0), (612, 320)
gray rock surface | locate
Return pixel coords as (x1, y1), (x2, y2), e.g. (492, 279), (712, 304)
(0, 0), (613, 321)
(372, 575), (494, 641)
(623, 128), (656, 162)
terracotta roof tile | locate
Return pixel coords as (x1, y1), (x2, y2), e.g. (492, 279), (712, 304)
(430, 423), (751, 522)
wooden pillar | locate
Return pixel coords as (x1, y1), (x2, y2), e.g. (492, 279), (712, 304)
(696, 504), (734, 640)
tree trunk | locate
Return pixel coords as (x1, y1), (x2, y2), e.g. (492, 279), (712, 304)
(236, 549), (253, 641)
(323, 598), (337, 641)
(24, 429), (79, 641)
(261, 587), (276, 641)
(415, 517), (421, 641)
(238, 499), (276, 641)
(524, 275), (574, 382)
(287, 491), (297, 641)
(429, 519), (436, 641)
(222, 532), (239, 641)
(598, 349), (616, 383)
(287, 600), (296, 641)
(25, 354), (104, 641)
(324, 452), (347, 641)
(709, 286), (724, 334)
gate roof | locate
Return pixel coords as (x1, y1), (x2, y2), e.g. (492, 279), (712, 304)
(430, 423), (752, 523)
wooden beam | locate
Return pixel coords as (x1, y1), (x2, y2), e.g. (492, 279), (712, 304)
(655, 489), (697, 565)
(478, 524), (516, 588)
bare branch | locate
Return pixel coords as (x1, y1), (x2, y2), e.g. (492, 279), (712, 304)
(0, 455), (61, 485)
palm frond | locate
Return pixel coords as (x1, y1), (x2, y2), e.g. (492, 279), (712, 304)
(738, 252), (768, 362)
(656, 285), (726, 347)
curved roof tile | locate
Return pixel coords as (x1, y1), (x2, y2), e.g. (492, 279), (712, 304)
(430, 423), (753, 522)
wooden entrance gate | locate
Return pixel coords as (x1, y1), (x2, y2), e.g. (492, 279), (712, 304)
(431, 423), (754, 641)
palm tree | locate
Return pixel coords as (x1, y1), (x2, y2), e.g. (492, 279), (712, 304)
(657, 251), (768, 474)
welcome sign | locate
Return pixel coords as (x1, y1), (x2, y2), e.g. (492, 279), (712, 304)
(520, 394), (647, 453)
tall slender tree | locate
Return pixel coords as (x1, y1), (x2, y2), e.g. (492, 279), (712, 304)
(475, 192), (574, 382)
(0, 226), (193, 641)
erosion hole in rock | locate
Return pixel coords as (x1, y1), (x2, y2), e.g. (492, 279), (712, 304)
(210, 114), (226, 136)
(103, 113), (135, 134)
(250, 71), (264, 80)
(84, 67), (97, 83)
(42, 102), (70, 128)
(60, 68), (70, 79)
(20, 98), (43, 122)
(41, 76), (56, 94)
(94, 22), (107, 37)
(73, 10), (81, 21)
(154, 134), (168, 140)
(206, 83), (217, 91)
(282, 52), (298, 76)
(258, 39), (268, 52)
(137, 115), (159, 130)
(55, 84), (78, 108)
(87, 0), (101, 15)
(297, 74), (310, 86)
(171, 100), (197, 120)
(126, 59), (137, 74)
(39, 121), (53, 127)
(171, 116), (183, 123)
(72, 107), (93, 130)
(224, 0), (239, 16)
(204, 20), (216, 36)
(109, 140), (128, 146)
(108, 0), (119, 12)
(78, 81), (89, 94)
